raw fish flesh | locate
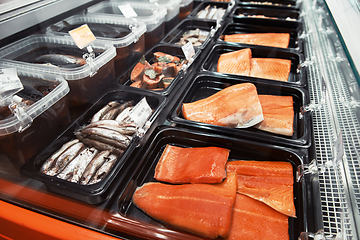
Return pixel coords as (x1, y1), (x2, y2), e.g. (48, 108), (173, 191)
(250, 58), (291, 82)
(132, 172), (238, 239)
(217, 48), (251, 76)
(255, 95), (294, 136)
(224, 33), (290, 48)
(226, 160), (296, 217)
(182, 83), (264, 128)
(154, 145), (230, 184)
(225, 193), (289, 240)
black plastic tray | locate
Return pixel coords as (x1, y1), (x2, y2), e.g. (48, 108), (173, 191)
(106, 126), (320, 240)
(118, 44), (193, 96)
(232, 6), (302, 29)
(218, 22), (303, 52)
(21, 88), (166, 204)
(201, 42), (306, 87)
(161, 19), (216, 50)
(168, 73), (311, 147)
(237, 0), (300, 10)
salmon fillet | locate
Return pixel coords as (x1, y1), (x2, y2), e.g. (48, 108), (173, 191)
(250, 58), (291, 81)
(255, 95), (294, 136)
(154, 145), (230, 184)
(225, 193), (289, 240)
(224, 33), (290, 48)
(217, 48), (251, 76)
(182, 83), (264, 128)
(226, 160), (296, 217)
(132, 172), (238, 239)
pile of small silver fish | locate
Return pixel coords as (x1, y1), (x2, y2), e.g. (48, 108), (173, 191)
(176, 28), (210, 47)
(40, 98), (152, 185)
(196, 5), (226, 20)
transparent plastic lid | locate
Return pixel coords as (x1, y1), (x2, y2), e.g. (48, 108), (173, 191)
(128, 0), (181, 21)
(46, 14), (146, 48)
(0, 64), (69, 136)
(87, 1), (167, 32)
(180, 0), (193, 7)
(0, 34), (116, 80)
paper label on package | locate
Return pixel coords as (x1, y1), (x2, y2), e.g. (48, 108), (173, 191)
(118, 4), (138, 18)
(0, 68), (23, 101)
(68, 24), (96, 49)
(128, 97), (152, 128)
(181, 41), (195, 61)
(333, 131), (344, 166)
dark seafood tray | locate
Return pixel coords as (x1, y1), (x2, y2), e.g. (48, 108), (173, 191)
(237, 0), (300, 10)
(218, 22), (303, 52)
(119, 44), (195, 96)
(168, 72), (311, 147)
(21, 88), (166, 204)
(201, 42), (307, 87)
(161, 19), (217, 50)
(104, 126), (322, 240)
(232, 6), (302, 29)
(188, 1), (233, 20)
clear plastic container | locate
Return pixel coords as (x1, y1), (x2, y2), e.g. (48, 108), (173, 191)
(180, 0), (194, 21)
(46, 14), (146, 77)
(0, 34), (116, 119)
(0, 65), (70, 173)
(87, 1), (166, 51)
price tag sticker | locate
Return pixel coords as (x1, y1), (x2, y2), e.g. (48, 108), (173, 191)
(0, 68), (23, 101)
(68, 24), (96, 49)
(333, 131), (344, 166)
(181, 41), (195, 61)
(118, 4), (138, 18)
(128, 97), (153, 128)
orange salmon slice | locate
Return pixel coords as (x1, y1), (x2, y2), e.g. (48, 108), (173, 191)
(154, 145), (230, 184)
(226, 160), (296, 217)
(225, 193), (289, 240)
(182, 83), (264, 128)
(217, 48), (251, 76)
(250, 58), (291, 81)
(224, 33), (290, 48)
(255, 95), (294, 136)
(132, 172), (238, 239)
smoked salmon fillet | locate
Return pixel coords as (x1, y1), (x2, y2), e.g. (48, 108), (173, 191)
(224, 33), (290, 48)
(226, 160), (296, 217)
(182, 83), (264, 128)
(225, 193), (289, 240)
(154, 145), (230, 184)
(250, 58), (291, 82)
(217, 48), (251, 76)
(255, 95), (294, 136)
(132, 172), (238, 239)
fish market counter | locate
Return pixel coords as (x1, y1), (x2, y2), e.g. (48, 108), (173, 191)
(0, 0), (360, 239)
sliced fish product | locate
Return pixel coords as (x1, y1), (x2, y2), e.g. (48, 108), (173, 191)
(154, 145), (230, 184)
(217, 48), (251, 76)
(79, 150), (111, 185)
(133, 172), (238, 239)
(182, 83), (264, 128)
(224, 33), (290, 48)
(250, 58), (291, 82)
(226, 160), (296, 217)
(89, 154), (118, 185)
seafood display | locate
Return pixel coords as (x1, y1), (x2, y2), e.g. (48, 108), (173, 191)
(217, 48), (291, 81)
(255, 95), (294, 136)
(154, 145), (230, 184)
(243, 1), (293, 7)
(175, 28), (210, 47)
(182, 83), (264, 128)
(130, 52), (187, 91)
(237, 13), (297, 21)
(40, 98), (153, 185)
(133, 172), (237, 239)
(226, 160), (296, 217)
(196, 5), (226, 20)
(225, 193), (289, 240)
(224, 33), (290, 48)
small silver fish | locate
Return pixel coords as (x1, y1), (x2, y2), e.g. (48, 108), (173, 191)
(91, 101), (120, 123)
(76, 134), (124, 156)
(34, 54), (86, 67)
(79, 150), (111, 185)
(89, 154), (118, 185)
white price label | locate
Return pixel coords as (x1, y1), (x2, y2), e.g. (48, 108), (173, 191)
(0, 68), (23, 101)
(118, 4), (138, 18)
(181, 41), (195, 61)
(68, 24), (96, 49)
(128, 97), (152, 128)
(333, 131), (344, 166)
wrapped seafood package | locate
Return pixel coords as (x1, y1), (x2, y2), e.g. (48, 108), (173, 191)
(179, 0), (194, 21)
(86, 1), (167, 51)
(0, 65), (70, 174)
(0, 34), (116, 120)
(104, 126), (323, 239)
(21, 88), (165, 204)
(46, 14), (146, 77)
(189, 1), (234, 21)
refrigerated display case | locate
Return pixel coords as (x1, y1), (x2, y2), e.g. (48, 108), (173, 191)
(0, 0), (359, 239)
